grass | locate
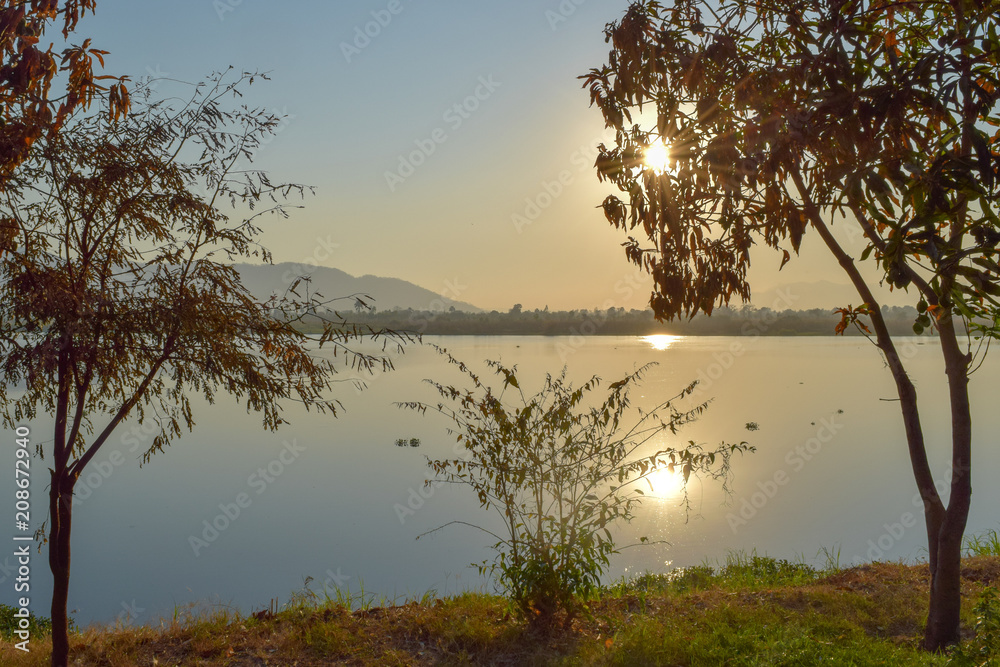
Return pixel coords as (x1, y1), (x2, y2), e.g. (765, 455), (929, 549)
(1, 551), (998, 666)
(965, 529), (1000, 558)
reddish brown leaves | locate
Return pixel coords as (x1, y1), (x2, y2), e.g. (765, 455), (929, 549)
(833, 304), (874, 336)
(586, 0), (1000, 335)
(0, 1), (128, 184)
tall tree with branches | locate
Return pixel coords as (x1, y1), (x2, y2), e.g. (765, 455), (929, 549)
(583, 0), (1000, 650)
(0, 71), (409, 666)
(1, 0), (128, 184)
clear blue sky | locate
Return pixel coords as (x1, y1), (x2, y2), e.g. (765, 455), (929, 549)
(71, 0), (865, 311)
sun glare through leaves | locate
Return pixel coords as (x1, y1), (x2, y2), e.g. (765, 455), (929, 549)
(643, 141), (671, 174)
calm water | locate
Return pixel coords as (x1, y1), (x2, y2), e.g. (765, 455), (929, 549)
(2, 335), (998, 626)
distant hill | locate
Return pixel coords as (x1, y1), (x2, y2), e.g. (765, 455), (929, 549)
(751, 280), (914, 311)
(232, 263), (482, 313)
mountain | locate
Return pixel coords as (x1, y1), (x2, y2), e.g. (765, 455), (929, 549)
(231, 263), (482, 313)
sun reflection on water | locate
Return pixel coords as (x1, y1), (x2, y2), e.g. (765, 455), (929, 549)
(642, 334), (681, 351)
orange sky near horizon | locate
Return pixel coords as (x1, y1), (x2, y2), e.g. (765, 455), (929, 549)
(71, 0), (912, 313)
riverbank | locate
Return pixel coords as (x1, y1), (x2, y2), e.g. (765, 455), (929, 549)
(3, 553), (997, 666)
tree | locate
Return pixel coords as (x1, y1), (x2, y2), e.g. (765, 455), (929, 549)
(0, 0), (128, 184)
(400, 348), (752, 628)
(0, 71), (409, 666)
(583, 0), (1000, 651)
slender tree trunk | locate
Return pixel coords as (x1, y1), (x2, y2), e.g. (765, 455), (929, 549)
(42, 337), (163, 665)
(48, 471), (74, 667)
(924, 507), (943, 602)
(49, 343), (74, 667)
(926, 526), (966, 650)
(924, 316), (973, 651)
(795, 176), (972, 650)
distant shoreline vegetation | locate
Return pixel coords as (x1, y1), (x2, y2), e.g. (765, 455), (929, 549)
(295, 304), (950, 337)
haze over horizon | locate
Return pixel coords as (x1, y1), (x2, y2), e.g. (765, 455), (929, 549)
(74, 0), (909, 313)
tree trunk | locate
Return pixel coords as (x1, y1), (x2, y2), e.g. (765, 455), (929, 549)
(48, 471), (74, 667)
(923, 315), (973, 651)
(925, 526), (965, 650)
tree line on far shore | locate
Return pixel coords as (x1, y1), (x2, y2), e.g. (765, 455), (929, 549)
(294, 303), (940, 337)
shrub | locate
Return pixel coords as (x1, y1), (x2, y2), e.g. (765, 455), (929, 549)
(0, 603), (60, 640)
(400, 347), (754, 628)
(948, 586), (1000, 666)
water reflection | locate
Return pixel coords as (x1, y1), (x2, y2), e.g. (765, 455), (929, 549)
(4, 335), (997, 626)
(642, 334), (680, 351)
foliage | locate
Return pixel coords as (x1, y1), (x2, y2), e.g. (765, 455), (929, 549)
(611, 551), (821, 598)
(583, 0), (1000, 332)
(583, 0), (999, 649)
(0, 604), (63, 640)
(948, 587), (1000, 666)
(0, 69), (407, 459)
(399, 347), (753, 627)
(0, 70), (411, 664)
(712, 551), (819, 588)
(346, 303), (941, 337)
(0, 0), (129, 184)
(966, 529), (1000, 558)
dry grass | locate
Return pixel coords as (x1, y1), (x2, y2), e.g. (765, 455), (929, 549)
(2, 556), (997, 666)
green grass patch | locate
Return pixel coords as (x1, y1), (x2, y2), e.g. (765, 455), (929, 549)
(2, 554), (997, 665)
(609, 549), (821, 599)
(965, 528), (1000, 558)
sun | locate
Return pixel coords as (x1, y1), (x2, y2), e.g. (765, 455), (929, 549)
(643, 141), (671, 174)
(643, 465), (685, 498)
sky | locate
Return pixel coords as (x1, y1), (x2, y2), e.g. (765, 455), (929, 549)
(67, 0), (890, 312)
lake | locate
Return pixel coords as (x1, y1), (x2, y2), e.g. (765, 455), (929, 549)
(2, 335), (998, 627)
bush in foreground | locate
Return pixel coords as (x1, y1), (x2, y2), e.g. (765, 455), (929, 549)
(400, 348), (755, 627)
